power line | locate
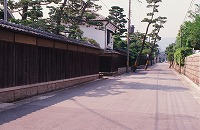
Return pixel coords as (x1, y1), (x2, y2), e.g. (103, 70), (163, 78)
(132, 0), (139, 28)
(132, 0), (144, 31)
(126, 0), (131, 73)
(183, 0), (196, 23)
(99, 0), (110, 10)
(180, 0), (195, 50)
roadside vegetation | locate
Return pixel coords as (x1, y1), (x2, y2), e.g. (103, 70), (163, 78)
(166, 4), (200, 66)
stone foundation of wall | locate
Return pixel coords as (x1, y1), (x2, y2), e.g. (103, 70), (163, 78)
(0, 74), (99, 103)
(184, 53), (200, 86)
(118, 67), (132, 75)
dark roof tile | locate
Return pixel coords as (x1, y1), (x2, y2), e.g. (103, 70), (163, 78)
(0, 20), (100, 49)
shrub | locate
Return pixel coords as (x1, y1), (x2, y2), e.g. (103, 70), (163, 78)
(167, 52), (174, 62)
(174, 47), (193, 66)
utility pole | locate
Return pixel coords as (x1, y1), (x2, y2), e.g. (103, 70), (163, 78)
(4, 0), (8, 21)
(179, 25), (182, 73)
(180, 25), (182, 48)
(126, 0), (131, 73)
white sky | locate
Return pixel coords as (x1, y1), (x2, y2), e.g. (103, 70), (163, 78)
(13, 0), (198, 38)
(96, 0), (199, 38)
(12, 0), (199, 50)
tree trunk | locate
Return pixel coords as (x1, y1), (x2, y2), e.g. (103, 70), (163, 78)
(169, 60), (174, 68)
(22, 4), (28, 20)
(56, 0), (68, 34)
(133, 3), (156, 71)
(144, 48), (153, 70)
(133, 22), (151, 70)
(144, 26), (161, 70)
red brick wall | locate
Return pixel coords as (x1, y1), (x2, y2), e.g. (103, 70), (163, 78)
(184, 53), (200, 86)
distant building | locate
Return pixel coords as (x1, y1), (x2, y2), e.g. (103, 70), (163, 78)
(158, 51), (167, 62)
(79, 14), (117, 50)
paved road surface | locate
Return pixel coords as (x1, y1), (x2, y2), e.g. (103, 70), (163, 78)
(0, 63), (200, 130)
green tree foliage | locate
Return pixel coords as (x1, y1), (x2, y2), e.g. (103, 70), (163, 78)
(165, 43), (175, 68)
(108, 6), (128, 57)
(47, 0), (102, 37)
(4, 0), (102, 39)
(175, 4), (200, 50)
(144, 16), (167, 69)
(165, 43), (175, 61)
(167, 52), (174, 62)
(107, 6), (127, 36)
(6, 0), (57, 31)
(173, 4), (200, 67)
(113, 35), (126, 50)
(185, 17), (200, 50)
(129, 32), (151, 65)
(82, 37), (100, 47)
(174, 47), (192, 66)
(7, 0), (58, 20)
(129, 32), (142, 59)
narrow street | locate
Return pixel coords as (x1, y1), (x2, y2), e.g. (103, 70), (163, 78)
(0, 63), (200, 130)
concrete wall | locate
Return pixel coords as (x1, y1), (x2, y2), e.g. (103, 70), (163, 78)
(184, 53), (200, 86)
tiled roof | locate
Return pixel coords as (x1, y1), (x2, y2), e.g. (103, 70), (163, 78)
(114, 48), (127, 54)
(103, 49), (121, 54)
(0, 20), (101, 49)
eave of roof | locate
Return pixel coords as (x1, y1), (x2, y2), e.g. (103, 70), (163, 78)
(0, 20), (101, 50)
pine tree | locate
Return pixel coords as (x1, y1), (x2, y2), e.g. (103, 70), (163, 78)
(107, 6), (127, 36)
(133, 0), (162, 71)
(47, 0), (102, 38)
(144, 16), (167, 70)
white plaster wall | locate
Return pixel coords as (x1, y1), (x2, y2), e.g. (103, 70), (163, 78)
(80, 25), (106, 49)
(80, 22), (116, 50)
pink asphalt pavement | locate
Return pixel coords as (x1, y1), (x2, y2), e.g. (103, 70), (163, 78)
(0, 63), (200, 130)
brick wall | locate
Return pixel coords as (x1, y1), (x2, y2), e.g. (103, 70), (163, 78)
(184, 53), (200, 86)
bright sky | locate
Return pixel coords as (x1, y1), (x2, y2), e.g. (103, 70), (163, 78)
(96, 0), (199, 38)
(12, 0), (199, 50)
(13, 0), (198, 38)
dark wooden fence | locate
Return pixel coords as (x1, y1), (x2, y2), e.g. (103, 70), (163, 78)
(118, 55), (127, 68)
(0, 41), (99, 88)
(99, 52), (127, 73)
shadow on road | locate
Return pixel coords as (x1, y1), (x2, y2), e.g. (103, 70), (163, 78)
(0, 67), (188, 126)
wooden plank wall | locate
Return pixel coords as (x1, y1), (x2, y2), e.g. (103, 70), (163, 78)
(118, 55), (127, 68)
(99, 53), (127, 73)
(0, 41), (99, 88)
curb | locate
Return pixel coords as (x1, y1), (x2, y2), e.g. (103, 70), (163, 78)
(173, 69), (200, 104)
